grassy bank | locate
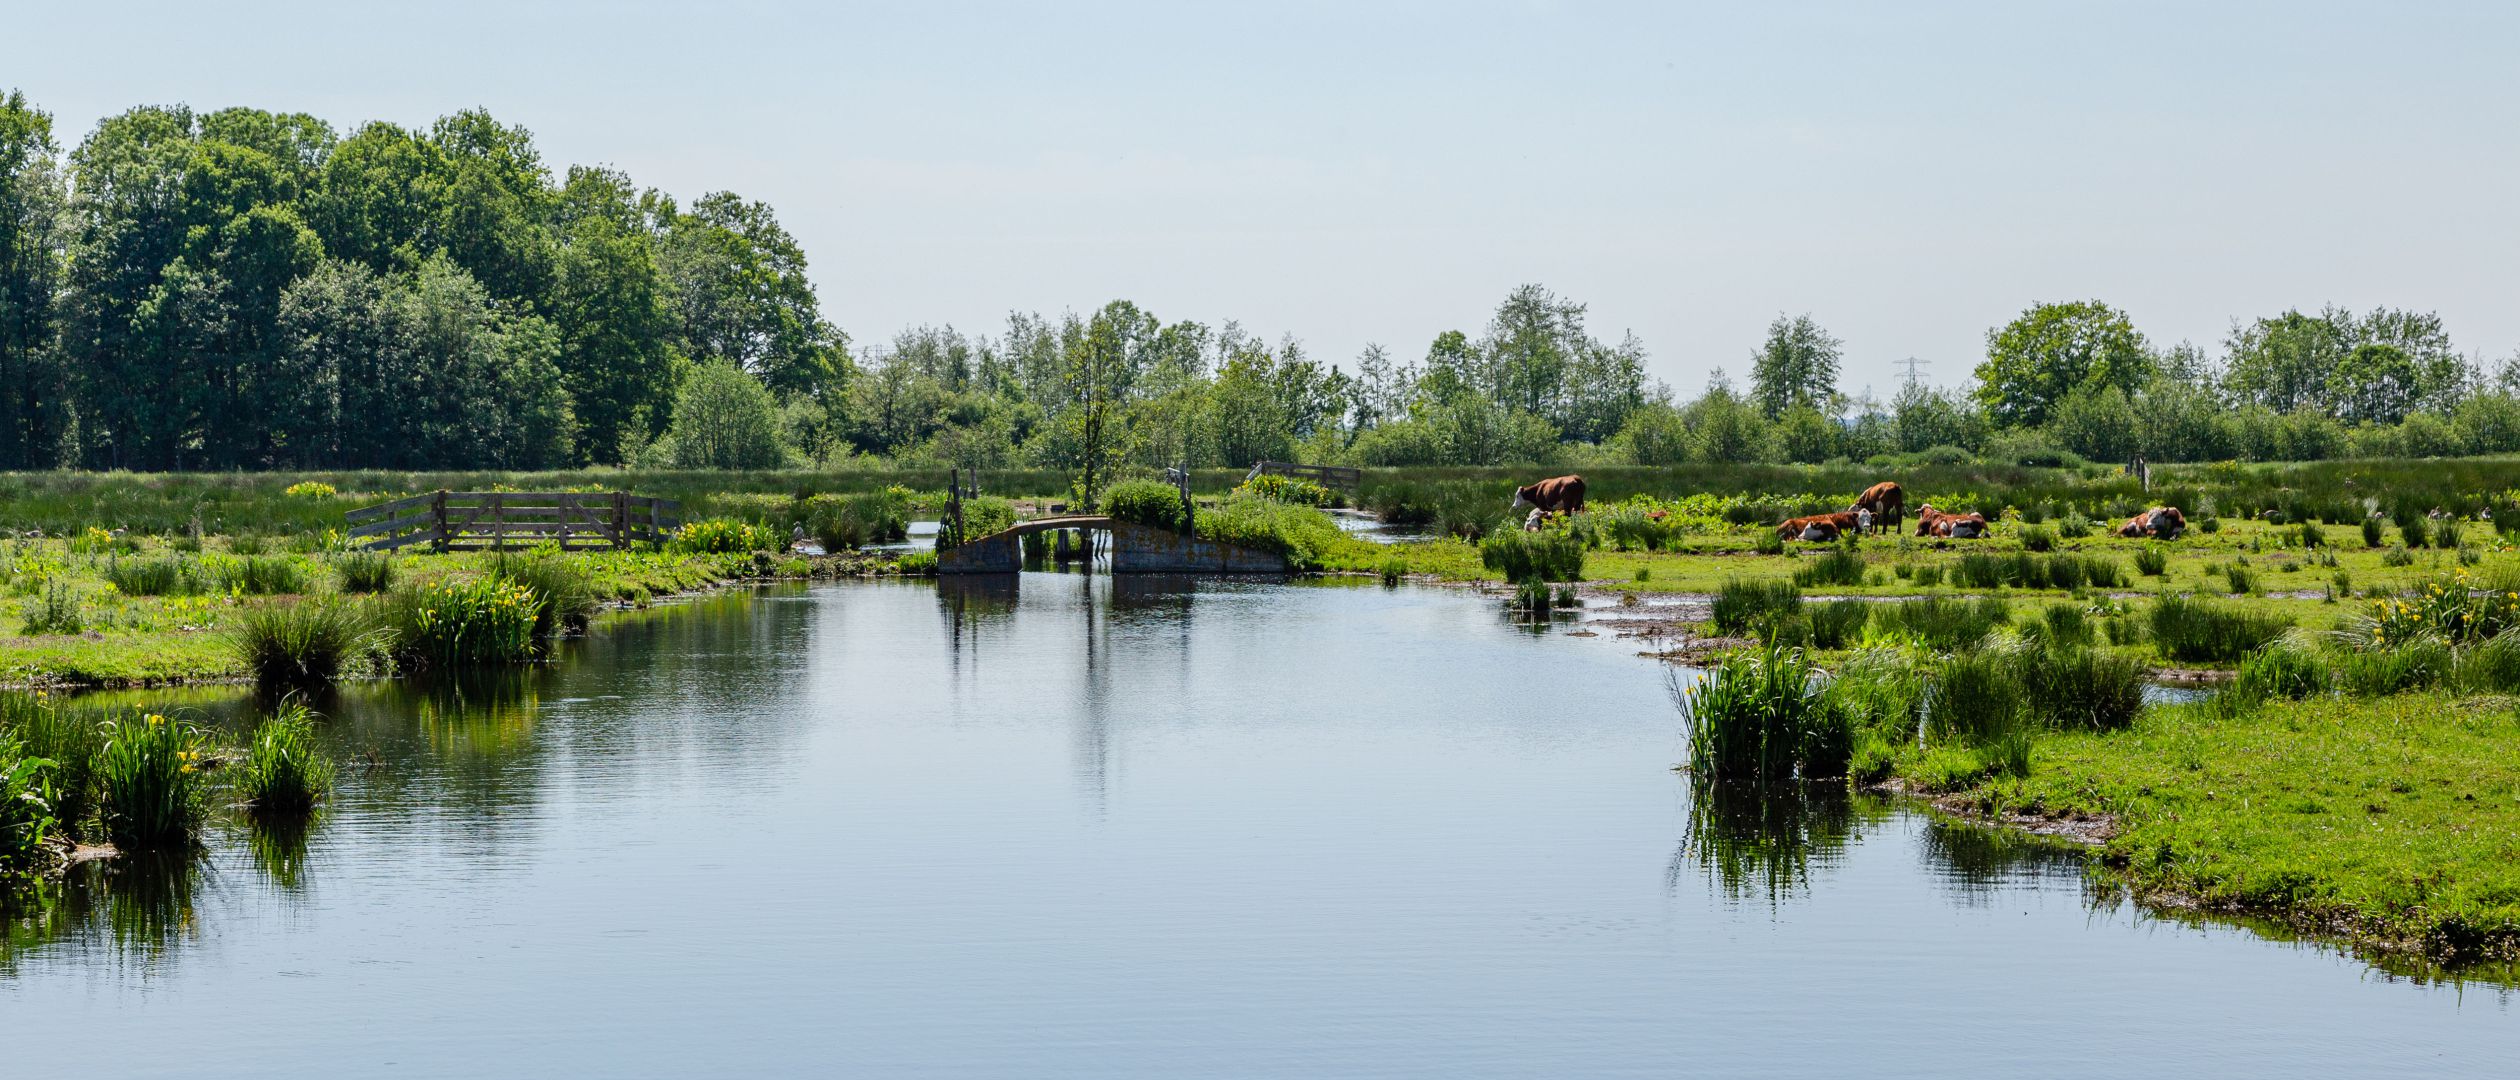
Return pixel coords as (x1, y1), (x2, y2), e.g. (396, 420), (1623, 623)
(1924, 693), (2520, 969)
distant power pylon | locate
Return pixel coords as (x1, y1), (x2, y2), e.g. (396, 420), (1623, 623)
(1895, 356), (1930, 387)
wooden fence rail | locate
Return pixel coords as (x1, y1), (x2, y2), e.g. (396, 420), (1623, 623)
(345, 492), (680, 552)
(1245, 460), (1364, 493)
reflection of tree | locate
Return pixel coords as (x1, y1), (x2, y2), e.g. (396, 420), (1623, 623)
(1673, 782), (1881, 904)
(938, 575), (1019, 672)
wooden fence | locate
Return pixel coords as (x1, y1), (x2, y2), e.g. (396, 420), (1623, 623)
(346, 492), (680, 552)
(1245, 460), (1364, 493)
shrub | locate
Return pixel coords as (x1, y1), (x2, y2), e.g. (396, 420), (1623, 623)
(2296, 522), (2325, 549)
(1233, 474), (1336, 507)
(2400, 520), (2428, 549)
(381, 576), (541, 669)
(1673, 646), (1853, 781)
(1378, 554), (1408, 586)
(1713, 579), (1802, 636)
(2226, 637), (2329, 707)
(2149, 593), (2291, 663)
(107, 556), (204, 596)
(2222, 563), (2256, 595)
(236, 704), (333, 818)
(20, 579), (83, 634)
(1103, 479), (1191, 533)
(938, 495), (1018, 549)
(498, 553), (598, 638)
(98, 712), (208, 850)
(1480, 525), (1587, 583)
(4, 694), (100, 839)
(2362, 517), (2385, 548)
(337, 550), (395, 594)
(229, 599), (375, 690)
(1874, 595), (2010, 650)
(221, 554), (310, 595)
(895, 551), (938, 575)
(670, 518), (781, 554)
(2133, 547), (2167, 576)
(1791, 546), (1866, 588)
(2020, 526), (2056, 552)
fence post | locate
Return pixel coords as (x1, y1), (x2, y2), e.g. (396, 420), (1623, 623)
(431, 490), (448, 553)
(613, 491), (627, 550)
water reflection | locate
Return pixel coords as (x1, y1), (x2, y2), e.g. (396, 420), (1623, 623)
(1918, 818), (2089, 905)
(3, 852), (206, 975)
(1673, 780), (1883, 903)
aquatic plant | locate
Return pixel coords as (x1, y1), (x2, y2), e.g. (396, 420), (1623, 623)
(3, 692), (100, 840)
(1478, 523), (1587, 583)
(1379, 554), (1408, 586)
(0, 728), (59, 883)
(2148, 594), (2291, 663)
(2219, 635), (2329, 713)
(809, 490), (912, 550)
(1674, 646), (1853, 781)
(1791, 546), (1866, 588)
(229, 599), (376, 690)
(1712, 579), (1801, 636)
(336, 550), (395, 594)
(896, 551), (938, 575)
(497, 553), (598, 638)
(2018, 644), (2145, 731)
(98, 712), (208, 850)
(1872, 594), (2010, 650)
(1232, 474), (1336, 507)
(669, 518), (782, 554)
(235, 704), (333, 818)
(380, 576), (542, 669)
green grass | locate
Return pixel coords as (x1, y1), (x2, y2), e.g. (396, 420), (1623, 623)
(2149, 593), (2292, 663)
(1479, 524), (1587, 583)
(1923, 692), (2520, 968)
(97, 711), (208, 850)
(228, 599), (376, 690)
(1712, 579), (1801, 636)
(1673, 646), (1853, 781)
(379, 575), (544, 670)
(335, 551), (396, 594)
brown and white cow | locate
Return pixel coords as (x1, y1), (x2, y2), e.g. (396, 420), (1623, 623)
(1854, 482), (1904, 534)
(2116, 506), (2187, 540)
(1777, 510), (1859, 543)
(1914, 504), (1988, 539)
(1510, 475), (1587, 519)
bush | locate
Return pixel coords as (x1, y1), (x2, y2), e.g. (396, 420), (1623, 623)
(938, 496), (1018, 549)
(1713, 579), (1801, 636)
(221, 555), (309, 595)
(283, 481), (337, 499)
(98, 712), (208, 850)
(2225, 637), (2329, 707)
(2133, 547), (2167, 576)
(1233, 474), (1336, 507)
(0, 729), (57, 883)
(1480, 525), (1587, 583)
(1673, 647), (1853, 781)
(2222, 563), (2256, 595)
(2149, 594), (2291, 663)
(1103, 479), (1190, 533)
(2400, 519), (2428, 549)
(895, 551), (938, 575)
(1196, 495), (1350, 570)
(2434, 518), (2464, 550)
(670, 518), (781, 554)
(107, 556), (204, 596)
(1378, 554), (1408, 587)
(2296, 522), (2325, 549)
(2362, 517), (2385, 548)
(1792, 546), (1866, 588)
(229, 599), (375, 690)
(381, 576), (541, 669)
(337, 550), (395, 594)
(236, 704), (333, 818)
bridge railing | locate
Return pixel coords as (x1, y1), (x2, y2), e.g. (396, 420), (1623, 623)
(346, 491), (680, 552)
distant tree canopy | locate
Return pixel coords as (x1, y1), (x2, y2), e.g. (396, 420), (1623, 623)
(3, 89), (2516, 476)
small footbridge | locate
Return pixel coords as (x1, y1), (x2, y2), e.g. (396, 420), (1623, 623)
(936, 515), (1289, 575)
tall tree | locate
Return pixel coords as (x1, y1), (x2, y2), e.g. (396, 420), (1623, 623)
(1748, 313), (1841, 418)
(549, 166), (675, 463)
(0, 91), (69, 468)
(1973, 300), (2151, 428)
(658, 191), (845, 398)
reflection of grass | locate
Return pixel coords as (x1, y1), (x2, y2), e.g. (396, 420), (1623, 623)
(1679, 782), (1877, 903)
(247, 814), (315, 891)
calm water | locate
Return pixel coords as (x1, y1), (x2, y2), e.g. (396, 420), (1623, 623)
(3, 577), (2512, 1078)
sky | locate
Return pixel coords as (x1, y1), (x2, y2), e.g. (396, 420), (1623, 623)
(7, 1), (2517, 398)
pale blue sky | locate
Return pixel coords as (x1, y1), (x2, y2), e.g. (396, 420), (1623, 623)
(9, 1), (2517, 397)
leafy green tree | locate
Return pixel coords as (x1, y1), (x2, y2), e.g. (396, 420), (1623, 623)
(0, 90), (70, 468)
(2332, 343), (2423, 426)
(2222, 308), (2351, 414)
(1612, 403), (1689, 465)
(2047, 384), (2140, 463)
(1888, 383), (1979, 454)
(1681, 379), (1769, 463)
(308, 121), (443, 273)
(666, 360), (786, 469)
(548, 166), (675, 463)
(1773, 406), (1839, 463)
(658, 191), (845, 398)
(1749, 313), (1841, 418)
(1973, 300), (2151, 428)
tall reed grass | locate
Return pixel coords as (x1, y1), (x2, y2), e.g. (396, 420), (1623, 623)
(1712, 579), (1801, 636)
(236, 704), (333, 818)
(229, 599), (376, 689)
(98, 712), (208, 849)
(335, 550), (395, 593)
(2148, 594), (2291, 663)
(1673, 647), (1853, 781)
(381, 576), (542, 669)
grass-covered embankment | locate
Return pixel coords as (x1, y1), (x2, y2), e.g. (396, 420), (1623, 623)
(1927, 692), (2520, 968)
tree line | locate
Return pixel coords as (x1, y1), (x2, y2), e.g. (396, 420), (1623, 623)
(7, 90), (2516, 477)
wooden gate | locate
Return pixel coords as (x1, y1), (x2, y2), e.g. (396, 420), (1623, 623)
(346, 491), (680, 552)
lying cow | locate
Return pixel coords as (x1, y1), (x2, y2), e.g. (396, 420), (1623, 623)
(1855, 481), (1904, 535)
(2116, 506), (2187, 540)
(1914, 504), (1989, 539)
(1777, 511), (1859, 543)
(1511, 474), (1587, 518)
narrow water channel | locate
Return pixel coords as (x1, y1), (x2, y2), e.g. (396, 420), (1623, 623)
(4, 577), (2511, 1077)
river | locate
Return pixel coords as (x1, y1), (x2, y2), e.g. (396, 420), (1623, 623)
(3, 576), (2511, 1077)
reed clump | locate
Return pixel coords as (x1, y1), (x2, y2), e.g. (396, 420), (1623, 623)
(380, 575), (541, 669)
(1712, 579), (1801, 636)
(98, 712), (209, 850)
(1674, 646), (1853, 781)
(2148, 594), (2291, 663)
(229, 598), (377, 690)
(335, 550), (396, 593)
(236, 704), (333, 818)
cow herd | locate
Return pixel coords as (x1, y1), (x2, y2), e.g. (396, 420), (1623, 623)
(1504, 473), (2189, 546)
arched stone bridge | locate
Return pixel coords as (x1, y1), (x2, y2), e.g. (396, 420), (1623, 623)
(936, 516), (1290, 575)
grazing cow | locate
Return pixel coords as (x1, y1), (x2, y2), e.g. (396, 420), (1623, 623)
(1777, 511), (1859, 542)
(1854, 482), (1904, 534)
(1510, 474), (1587, 517)
(2116, 506), (2187, 540)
